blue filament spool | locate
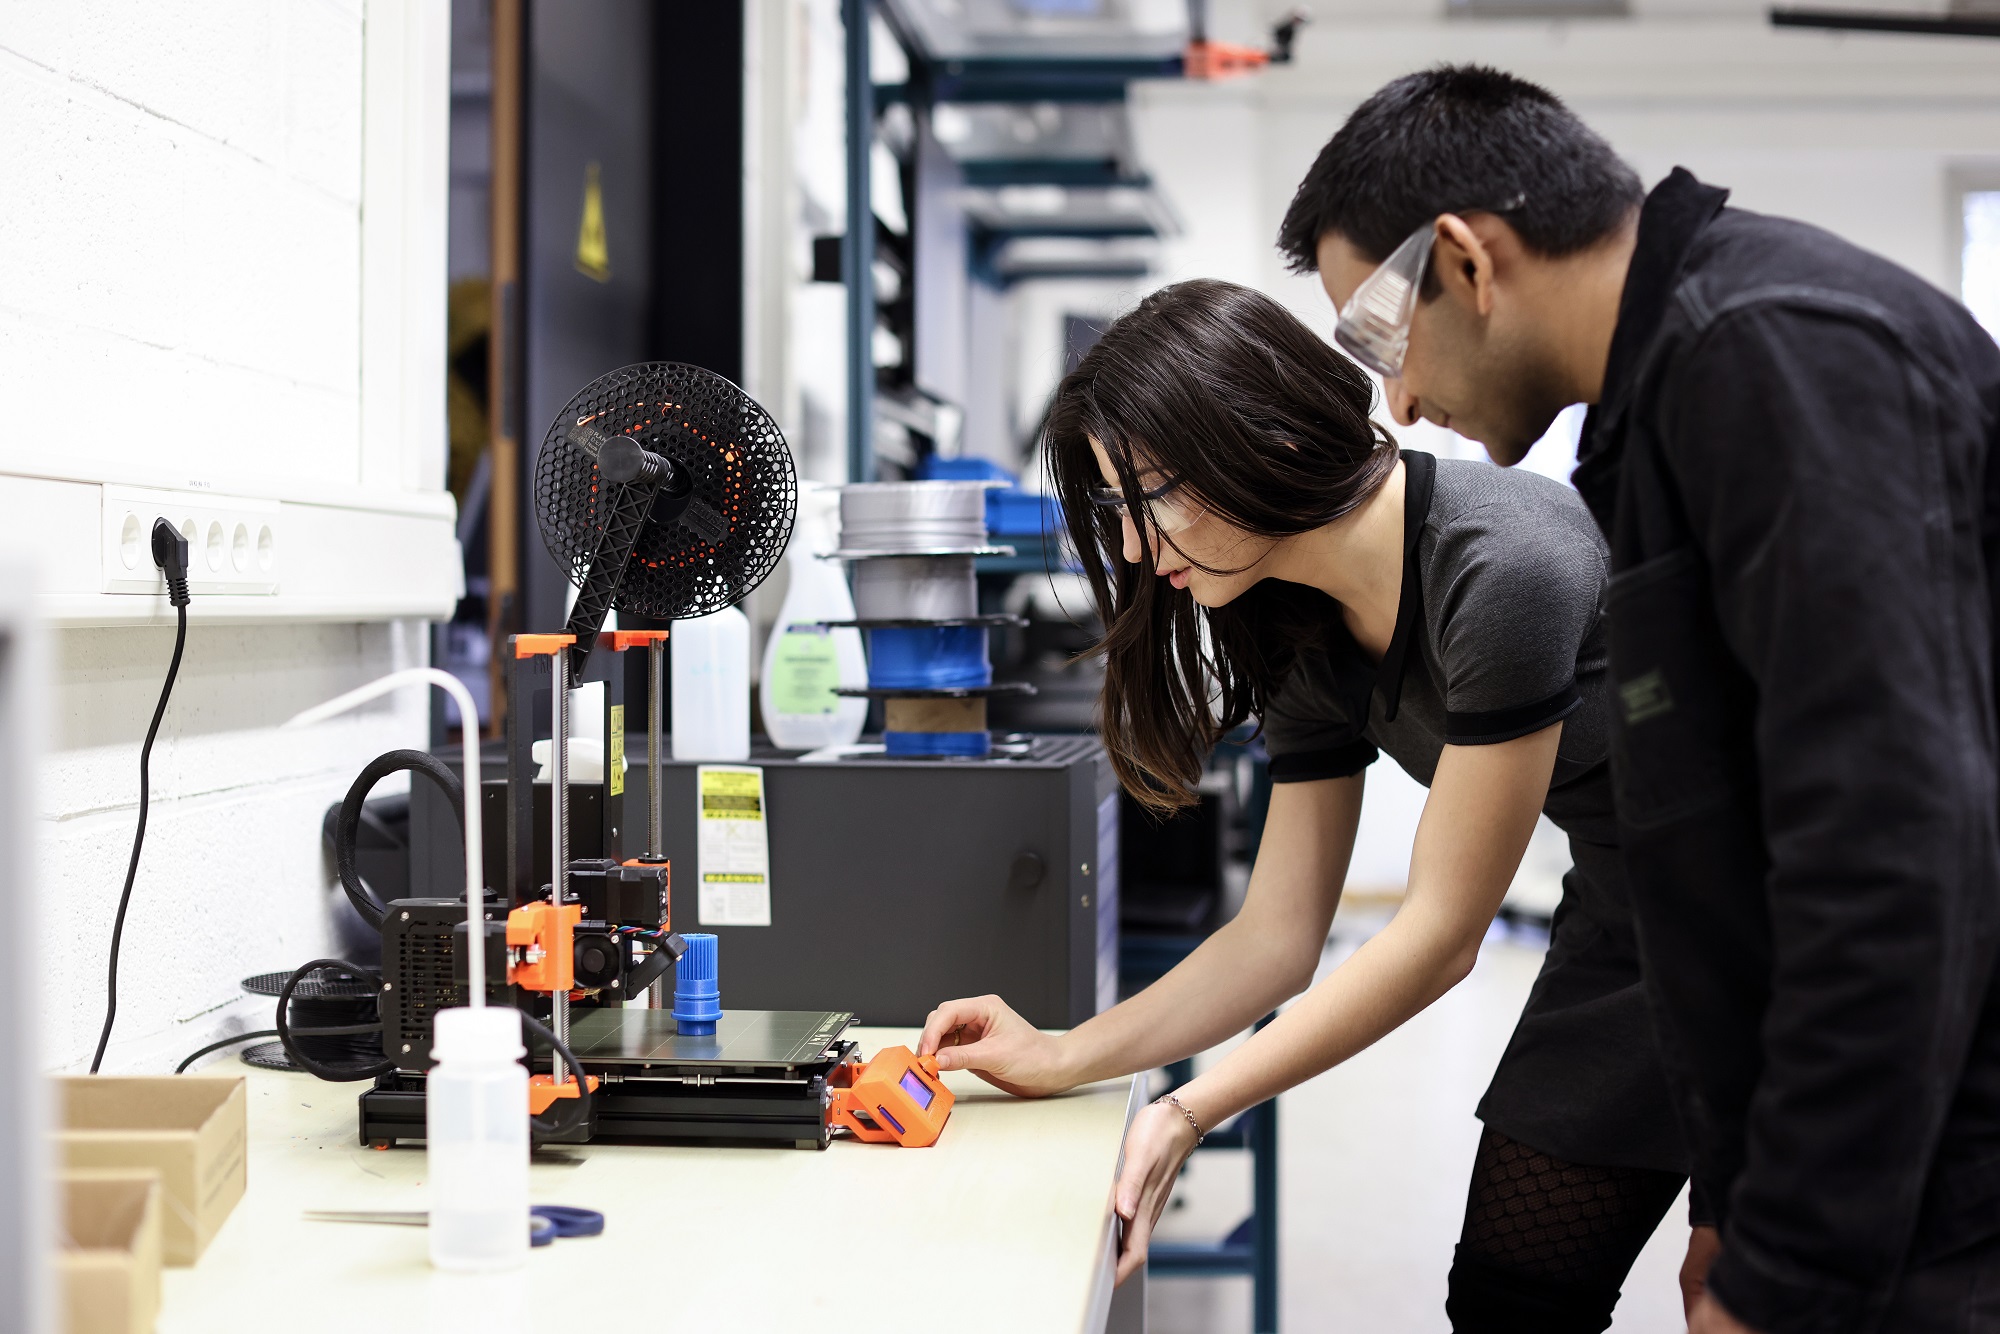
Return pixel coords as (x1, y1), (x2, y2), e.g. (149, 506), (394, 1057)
(885, 729), (990, 758)
(863, 625), (995, 757)
(864, 626), (992, 690)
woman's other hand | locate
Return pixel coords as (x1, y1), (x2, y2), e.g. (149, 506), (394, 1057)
(1112, 1100), (1202, 1284)
(917, 994), (1073, 1097)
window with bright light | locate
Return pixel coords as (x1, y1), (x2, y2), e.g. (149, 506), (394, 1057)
(1964, 190), (2000, 340)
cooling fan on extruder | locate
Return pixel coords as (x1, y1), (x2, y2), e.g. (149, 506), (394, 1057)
(533, 362), (798, 671)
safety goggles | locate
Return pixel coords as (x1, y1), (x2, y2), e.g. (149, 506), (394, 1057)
(1333, 196), (1526, 381)
(1088, 476), (1202, 535)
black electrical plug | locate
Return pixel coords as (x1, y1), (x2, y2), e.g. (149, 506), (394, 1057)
(150, 517), (190, 608)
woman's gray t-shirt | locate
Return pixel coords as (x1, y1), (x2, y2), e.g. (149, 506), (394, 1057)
(1255, 451), (1682, 1172)
(1260, 451), (1615, 846)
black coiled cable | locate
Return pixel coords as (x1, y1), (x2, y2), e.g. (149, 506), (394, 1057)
(333, 749), (464, 930)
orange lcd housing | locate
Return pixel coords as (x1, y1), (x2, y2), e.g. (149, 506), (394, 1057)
(828, 1045), (955, 1148)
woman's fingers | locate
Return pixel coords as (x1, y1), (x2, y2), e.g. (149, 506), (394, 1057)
(1114, 1146), (1147, 1218)
(932, 1037), (999, 1072)
(1115, 1205), (1154, 1284)
(1111, 1105), (1196, 1286)
(917, 995), (1008, 1056)
(1114, 1168), (1174, 1284)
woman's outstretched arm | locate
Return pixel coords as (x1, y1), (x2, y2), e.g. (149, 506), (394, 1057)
(915, 772), (1365, 1097)
(1109, 723), (1561, 1280)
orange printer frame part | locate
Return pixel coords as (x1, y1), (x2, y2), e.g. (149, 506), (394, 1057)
(828, 1045), (955, 1148)
(506, 901), (581, 993)
(528, 1071), (600, 1116)
(603, 629), (670, 651)
(512, 632), (576, 659)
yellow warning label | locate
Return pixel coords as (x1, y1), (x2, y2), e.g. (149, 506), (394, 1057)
(575, 161), (610, 282)
(696, 764), (770, 926)
(608, 704), (624, 796)
(700, 766), (763, 819)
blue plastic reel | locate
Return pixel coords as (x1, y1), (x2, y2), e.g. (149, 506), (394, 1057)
(884, 729), (992, 758)
(864, 625), (992, 690)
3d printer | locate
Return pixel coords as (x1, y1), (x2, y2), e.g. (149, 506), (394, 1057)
(283, 364), (938, 1150)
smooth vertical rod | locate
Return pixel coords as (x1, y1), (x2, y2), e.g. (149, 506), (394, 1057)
(647, 637), (668, 1010)
(842, 0), (875, 484)
(550, 649), (570, 1080)
(647, 640), (664, 858)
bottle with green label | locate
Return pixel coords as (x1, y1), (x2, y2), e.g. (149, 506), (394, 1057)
(758, 541), (867, 749)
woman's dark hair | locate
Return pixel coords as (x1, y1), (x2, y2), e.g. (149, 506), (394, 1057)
(1277, 64), (1643, 272)
(1044, 279), (1396, 814)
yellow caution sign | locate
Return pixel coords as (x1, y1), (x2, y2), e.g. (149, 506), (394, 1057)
(575, 161), (610, 283)
(696, 765), (770, 926)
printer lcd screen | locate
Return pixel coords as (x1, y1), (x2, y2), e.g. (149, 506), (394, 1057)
(900, 1069), (935, 1109)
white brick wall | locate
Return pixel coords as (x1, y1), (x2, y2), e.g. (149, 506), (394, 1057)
(0, 1), (369, 486)
(41, 621), (430, 1073)
(0, 1), (452, 1070)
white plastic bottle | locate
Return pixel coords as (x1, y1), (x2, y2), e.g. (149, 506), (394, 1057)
(427, 1006), (529, 1271)
(672, 606), (751, 760)
(759, 545), (868, 750)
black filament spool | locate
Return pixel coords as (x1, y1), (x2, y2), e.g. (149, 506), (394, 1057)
(240, 969), (383, 1073)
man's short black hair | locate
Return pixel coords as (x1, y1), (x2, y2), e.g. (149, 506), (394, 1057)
(1277, 64), (1644, 273)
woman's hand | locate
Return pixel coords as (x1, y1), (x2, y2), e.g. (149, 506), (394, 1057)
(1112, 1100), (1202, 1284)
(917, 995), (1074, 1098)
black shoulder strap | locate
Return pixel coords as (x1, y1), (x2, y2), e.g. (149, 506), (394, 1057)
(1377, 450), (1436, 722)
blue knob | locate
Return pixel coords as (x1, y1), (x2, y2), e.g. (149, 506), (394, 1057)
(673, 933), (721, 1036)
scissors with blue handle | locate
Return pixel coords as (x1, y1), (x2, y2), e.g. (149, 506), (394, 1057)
(305, 1205), (605, 1247)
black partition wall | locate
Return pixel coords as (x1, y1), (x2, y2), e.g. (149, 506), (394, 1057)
(516, 0), (746, 669)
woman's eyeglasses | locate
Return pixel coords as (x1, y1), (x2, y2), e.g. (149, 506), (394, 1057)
(1088, 477), (1201, 535)
(1333, 195), (1527, 381)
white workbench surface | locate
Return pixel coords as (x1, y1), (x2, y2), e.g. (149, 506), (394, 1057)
(158, 1027), (1140, 1334)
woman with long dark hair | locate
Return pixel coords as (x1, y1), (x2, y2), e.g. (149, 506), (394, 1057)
(918, 279), (1686, 1331)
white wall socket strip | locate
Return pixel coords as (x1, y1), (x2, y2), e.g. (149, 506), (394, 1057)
(101, 485), (282, 596)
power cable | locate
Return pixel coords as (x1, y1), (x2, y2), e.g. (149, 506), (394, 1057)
(90, 520), (190, 1075)
(174, 1029), (279, 1075)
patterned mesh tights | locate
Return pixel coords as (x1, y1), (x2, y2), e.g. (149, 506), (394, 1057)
(1446, 1128), (1686, 1334)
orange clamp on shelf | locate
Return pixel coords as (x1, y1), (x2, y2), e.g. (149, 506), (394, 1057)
(1183, 39), (1271, 81)
(512, 633), (577, 659)
(528, 1072), (600, 1116)
(827, 1046), (954, 1148)
(506, 901), (581, 992)
(603, 629), (671, 651)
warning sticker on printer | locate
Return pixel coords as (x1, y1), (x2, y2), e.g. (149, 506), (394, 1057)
(696, 765), (771, 926)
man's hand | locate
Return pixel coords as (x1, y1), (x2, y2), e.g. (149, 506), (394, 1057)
(1681, 1225), (1722, 1317)
(1112, 1099), (1201, 1284)
(1689, 1293), (1761, 1334)
(917, 994), (1073, 1098)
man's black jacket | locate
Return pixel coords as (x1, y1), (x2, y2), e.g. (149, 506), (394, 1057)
(1573, 168), (2000, 1332)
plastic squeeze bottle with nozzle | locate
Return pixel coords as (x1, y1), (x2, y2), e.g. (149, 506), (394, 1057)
(427, 1006), (529, 1270)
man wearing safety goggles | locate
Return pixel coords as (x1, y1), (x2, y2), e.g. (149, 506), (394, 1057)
(1280, 66), (2000, 1334)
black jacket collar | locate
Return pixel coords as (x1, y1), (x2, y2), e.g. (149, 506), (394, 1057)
(1573, 169), (1729, 512)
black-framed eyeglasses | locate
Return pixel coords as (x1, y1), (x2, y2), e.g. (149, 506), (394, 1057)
(1088, 476), (1201, 535)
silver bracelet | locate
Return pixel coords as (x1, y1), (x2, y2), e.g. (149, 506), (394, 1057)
(1156, 1091), (1205, 1146)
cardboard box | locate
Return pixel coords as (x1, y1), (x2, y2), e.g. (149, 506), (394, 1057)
(58, 1171), (162, 1334)
(57, 1076), (247, 1265)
